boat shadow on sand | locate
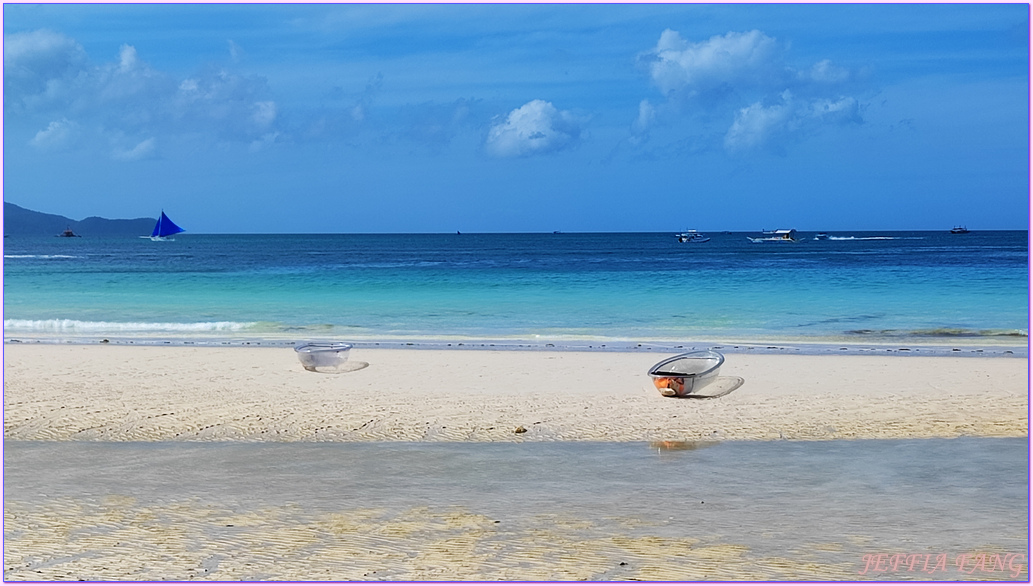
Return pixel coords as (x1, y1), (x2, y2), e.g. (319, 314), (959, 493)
(669, 375), (744, 399)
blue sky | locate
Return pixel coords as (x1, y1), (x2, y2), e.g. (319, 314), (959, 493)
(3, 3), (1029, 233)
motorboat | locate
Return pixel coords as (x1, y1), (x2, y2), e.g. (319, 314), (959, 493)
(950, 226), (970, 234)
(677, 230), (711, 243)
(747, 228), (798, 242)
(814, 232), (829, 240)
(647, 350), (724, 397)
(57, 227), (81, 238)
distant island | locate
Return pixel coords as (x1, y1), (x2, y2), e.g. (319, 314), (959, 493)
(3, 202), (156, 237)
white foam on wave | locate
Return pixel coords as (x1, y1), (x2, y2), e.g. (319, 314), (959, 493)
(4, 254), (80, 259)
(3, 319), (257, 333)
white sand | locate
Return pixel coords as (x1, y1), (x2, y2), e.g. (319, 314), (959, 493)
(4, 344), (1027, 442)
(4, 343), (1028, 581)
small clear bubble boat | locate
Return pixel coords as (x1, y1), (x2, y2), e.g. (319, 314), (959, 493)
(647, 350), (724, 397)
(294, 342), (352, 373)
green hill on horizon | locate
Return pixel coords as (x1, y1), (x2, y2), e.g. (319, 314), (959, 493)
(3, 202), (156, 237)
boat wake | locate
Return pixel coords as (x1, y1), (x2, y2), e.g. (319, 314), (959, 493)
(4, 254), (80, 259)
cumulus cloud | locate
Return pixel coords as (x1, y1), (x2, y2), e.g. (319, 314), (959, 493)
(724, 97), (791, 152)
(5, 29), (281, 152)
(485, 99), (582, 158)
(29, 118), (79, 151)
(171, 68), (278, 141)
(3, 29), (88, 111)
(644, 29), (783, 97)
(636, 28), (865, 153)
(112, 137), (157, 161)
(806, 59), (850, 84)
(810, 96), (862, 123)
(724, 91), (863, 152)
(251, 101), (277, 128)
(117, 44), (140, 73)
(634, 99), (656, 133)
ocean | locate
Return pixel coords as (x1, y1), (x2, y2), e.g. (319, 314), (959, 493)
(3, 230), (1028, 354)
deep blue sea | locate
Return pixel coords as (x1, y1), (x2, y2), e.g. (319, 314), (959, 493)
(3, 230), (1028, 353)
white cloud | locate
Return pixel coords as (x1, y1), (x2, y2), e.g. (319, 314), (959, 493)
(634, 99), (656, 134)
(485, 99), (582, 158)
(807, 59), (850, 84)
(29, 118), (79, 151)
(810, 96), (862, 123)
(645, 29), (782, 96)
(166, 68), (279, 141)
(724, 92), (863, 152)
(6, 29), (280, 150)
(725, 99), (791, 152)
(118, 44), (140, 73)
(637, 28), (865, 153)
(112, 137), (157, 161)
(251, 101), (277, 128)
(3, 29), (88, 109)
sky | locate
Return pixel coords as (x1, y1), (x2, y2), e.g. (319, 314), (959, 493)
(3, 2), (1029, 233)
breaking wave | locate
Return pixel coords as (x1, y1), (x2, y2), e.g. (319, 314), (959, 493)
(3, 319), (257, 333)
(845, 328), (1028, 339)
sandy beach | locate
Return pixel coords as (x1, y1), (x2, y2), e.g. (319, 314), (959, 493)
(3, 343), (1028, 442)
(3, 343), (1029, 581)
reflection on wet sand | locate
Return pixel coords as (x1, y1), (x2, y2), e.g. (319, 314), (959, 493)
(649, 439), (720, 452)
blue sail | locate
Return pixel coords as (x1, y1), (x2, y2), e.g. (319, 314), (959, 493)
(151, 211), (185, 238)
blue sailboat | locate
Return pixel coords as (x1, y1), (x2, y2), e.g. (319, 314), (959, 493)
(146, 211), (185, 241)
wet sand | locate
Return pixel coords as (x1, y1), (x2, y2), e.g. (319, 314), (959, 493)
(4, 439), (1029, 581)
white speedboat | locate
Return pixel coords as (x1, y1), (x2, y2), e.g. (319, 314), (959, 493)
(677, 230), (711, 243)
(747, 228), (798, 242)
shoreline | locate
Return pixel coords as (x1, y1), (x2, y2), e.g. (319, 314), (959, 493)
(3, 343), (1027, 443)
(3, 335), (1027, 358)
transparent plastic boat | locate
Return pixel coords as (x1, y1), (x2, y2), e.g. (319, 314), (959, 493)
(647, 350), (724, 397)
(294, 342), (352, 373)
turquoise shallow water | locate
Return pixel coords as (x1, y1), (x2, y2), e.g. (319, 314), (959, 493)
(3, 230), (1028, 351)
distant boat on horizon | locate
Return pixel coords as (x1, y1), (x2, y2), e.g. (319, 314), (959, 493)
(748, 228), (798, 242)
(950, 226), (970, 234)
(677, 229), (710, 243)
(143, 211), (185, 241)
(57, 227), (81, 238)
